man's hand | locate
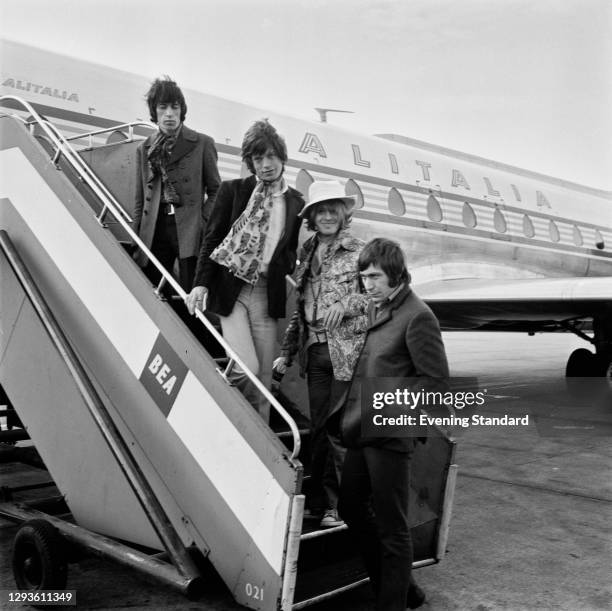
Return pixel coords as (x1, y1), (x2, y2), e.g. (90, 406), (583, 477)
(323, 302), (345, 331)
(272, 356), (289, 376)
(185, 286), (208, 315)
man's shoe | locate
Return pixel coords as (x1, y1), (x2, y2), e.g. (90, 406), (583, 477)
(303, 508), (323, 520)
(406, 582), (426, 609)
(320, 509), (344, 528)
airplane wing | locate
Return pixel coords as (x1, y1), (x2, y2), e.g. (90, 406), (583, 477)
(417, 276), (612, 331)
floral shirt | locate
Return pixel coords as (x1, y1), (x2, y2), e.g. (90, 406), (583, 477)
(280, 229), (368, 381)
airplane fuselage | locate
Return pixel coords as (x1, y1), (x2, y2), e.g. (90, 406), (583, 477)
(1, 38), (611, 289)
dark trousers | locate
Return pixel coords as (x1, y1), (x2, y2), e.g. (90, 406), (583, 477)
(339, 446), (413, 611)
(144, 214), (224, 358)
(144, 213), (195, 291)
(306, 343), (349, 511)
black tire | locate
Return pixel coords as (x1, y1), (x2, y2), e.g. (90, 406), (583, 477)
(565, 348), (598, 377)
(12, 519), (68, 590)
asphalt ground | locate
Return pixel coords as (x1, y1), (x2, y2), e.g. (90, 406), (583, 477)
(1, 332), (611, 610)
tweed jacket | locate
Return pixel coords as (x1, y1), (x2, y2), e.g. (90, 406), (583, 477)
(280, 230), (368, 381)
(133, 125), (221, 267)
(338, 283), (450, 451)
(192, 175), (304, 318)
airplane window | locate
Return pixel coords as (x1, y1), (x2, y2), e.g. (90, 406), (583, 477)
(296, 169), (314, 196)
(493, 208), (507, 233)
(595, 229), (605, 249)
(426, 193), (443, 222)
(388, 188), (406, 216)
(548, 219), (560, 242)
(462, 202), (477, 228)
(572, 225), (583, 246)
(345, 178), (364, 209)
(522, 214), (535, 238)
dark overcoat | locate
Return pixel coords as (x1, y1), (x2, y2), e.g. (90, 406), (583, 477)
(338, 283), (450, 451)
(133, 125), (221, 267)
(192, 175), (304, 318)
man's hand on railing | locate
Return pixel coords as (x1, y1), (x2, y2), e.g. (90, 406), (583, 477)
(272, 356), (289, 377)
(185, 286), (208, 315)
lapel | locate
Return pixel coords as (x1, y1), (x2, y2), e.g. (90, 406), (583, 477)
(168, 125), (197, 165)
(237, 175), (257, 213)
(276, 186), (303, 249)
(284, 187), (304, 224)
(295, 235), (317, 289)
(142, 131), (156, 153)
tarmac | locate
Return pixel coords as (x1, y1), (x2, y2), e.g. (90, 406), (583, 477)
(1, 331), (611, 610)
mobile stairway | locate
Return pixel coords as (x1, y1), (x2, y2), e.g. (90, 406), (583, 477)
(0, 97), (457, 610)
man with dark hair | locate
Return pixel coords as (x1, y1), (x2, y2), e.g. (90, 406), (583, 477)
(337, 237), (450, 611)
(186, 119), (303, 422)
(133, 76), (221, 292)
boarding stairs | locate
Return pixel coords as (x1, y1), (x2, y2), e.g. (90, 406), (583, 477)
(0, 96), (456, 610)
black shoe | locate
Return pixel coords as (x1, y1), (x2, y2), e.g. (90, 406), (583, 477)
(302, 508), (323, 520)
(406, 582), (426, 609)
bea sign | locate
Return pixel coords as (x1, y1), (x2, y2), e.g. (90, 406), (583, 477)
(140, 334), (188, 417)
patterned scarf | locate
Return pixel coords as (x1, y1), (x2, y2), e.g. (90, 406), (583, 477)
(210, 178), (285, 284)
(147, 129), (181, 205)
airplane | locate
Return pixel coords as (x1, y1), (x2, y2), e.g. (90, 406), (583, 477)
(0, 37), (610, 611)
(1, 37), (611, 378)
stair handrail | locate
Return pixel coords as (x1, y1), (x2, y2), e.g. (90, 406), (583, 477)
(1, 101), (135, 225)
(64, 121), (156, 148)
(0, 96), (302, 460)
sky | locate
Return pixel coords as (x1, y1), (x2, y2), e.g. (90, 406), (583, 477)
(2, 0), (611, 190)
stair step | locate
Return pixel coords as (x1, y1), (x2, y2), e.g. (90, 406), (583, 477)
(293, 553), (367, 605)
(275, 428), (310, 439)
(300, 523), (347, 540)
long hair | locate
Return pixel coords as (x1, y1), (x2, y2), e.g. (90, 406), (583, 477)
(304, 200), (352, 232)
(358, 238), (410, 287)
(145, 76), (187, 123)
(241, 119), (288, 173)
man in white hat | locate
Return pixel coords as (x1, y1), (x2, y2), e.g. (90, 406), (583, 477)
(274, 180), (368, 528)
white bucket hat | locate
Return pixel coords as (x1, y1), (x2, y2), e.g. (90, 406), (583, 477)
(299, 180), (357, 217)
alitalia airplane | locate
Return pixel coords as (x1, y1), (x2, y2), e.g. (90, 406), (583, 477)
(1, 36), (611, 379)
(1, 35), (611, 611)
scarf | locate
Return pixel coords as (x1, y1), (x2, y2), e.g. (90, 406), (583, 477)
(147, 129), (181, 205)
(210, 177), (285, 284)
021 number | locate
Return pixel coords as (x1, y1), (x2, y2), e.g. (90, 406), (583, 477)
(245, 582), (264, 600)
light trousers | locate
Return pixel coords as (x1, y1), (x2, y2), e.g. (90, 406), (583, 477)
(218, 280), (277, 423)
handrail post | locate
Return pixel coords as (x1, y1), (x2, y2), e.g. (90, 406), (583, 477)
(154, 277), (168, 300)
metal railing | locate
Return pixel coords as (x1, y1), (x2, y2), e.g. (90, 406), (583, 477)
(0, 96), (302, 460)
(0, 98), (134, 226)
(64, 121), (155, 149)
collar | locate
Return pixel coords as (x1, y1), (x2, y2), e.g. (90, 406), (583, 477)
(375, 282), (406, 310)
(158, 123), (183, 139)
(304, 229), (361, 256)
(256, 175), (288, 195)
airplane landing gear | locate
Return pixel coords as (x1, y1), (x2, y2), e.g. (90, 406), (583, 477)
(565, 348), (603, 377)
(563, 314), (612, 384)
(565, 311), (612, 381)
